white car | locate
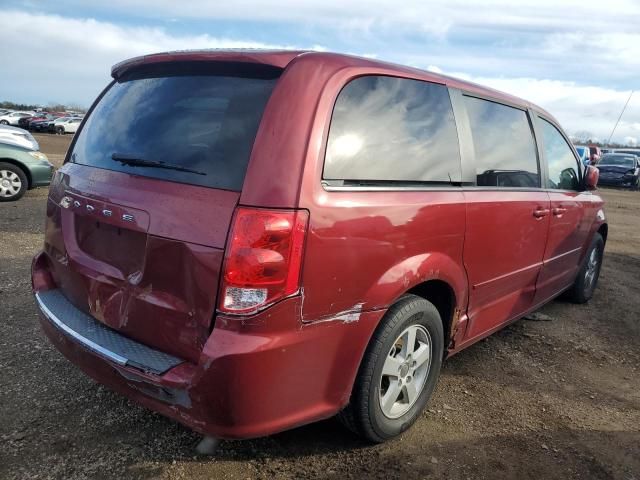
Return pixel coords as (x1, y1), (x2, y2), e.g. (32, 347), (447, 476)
(52, 117), (82, 134)
(0, 125), (39, 150)
(0, 111), (34, 126)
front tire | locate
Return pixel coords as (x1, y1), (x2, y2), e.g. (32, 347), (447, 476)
(565, 233), (604, 303)
(56, 126), (65, 135)
(0, 162), (28, 202)
(339, 294), (444, 442)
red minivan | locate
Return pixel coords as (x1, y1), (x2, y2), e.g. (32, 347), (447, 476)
(32, 51), (606, 444)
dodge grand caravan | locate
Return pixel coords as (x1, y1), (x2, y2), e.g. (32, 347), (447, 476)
(32, 50), (606, 444)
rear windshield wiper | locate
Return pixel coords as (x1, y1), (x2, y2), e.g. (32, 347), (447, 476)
(111, 153), (206, 176)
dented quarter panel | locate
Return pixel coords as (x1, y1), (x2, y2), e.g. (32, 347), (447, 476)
(238, 54), (477, 326)
(297, 187), (468, 324)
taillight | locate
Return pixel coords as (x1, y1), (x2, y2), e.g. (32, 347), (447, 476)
(219, 207), (309, 315)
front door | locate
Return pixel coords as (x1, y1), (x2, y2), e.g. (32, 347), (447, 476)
(534, 117), (592, 303)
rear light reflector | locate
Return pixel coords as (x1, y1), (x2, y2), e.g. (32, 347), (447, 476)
(219, 207), (309, 315)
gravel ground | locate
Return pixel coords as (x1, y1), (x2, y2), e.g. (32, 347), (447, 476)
(1, 134), (639, 479)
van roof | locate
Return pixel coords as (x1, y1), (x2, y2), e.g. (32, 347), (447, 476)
(111, 49), (552, 119)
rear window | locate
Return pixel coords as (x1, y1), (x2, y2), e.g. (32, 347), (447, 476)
(323, 75), (461, 184)
(71, 62), (280, 191)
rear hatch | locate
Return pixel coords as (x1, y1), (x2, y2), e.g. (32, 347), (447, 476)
(43, 61), (281, 363)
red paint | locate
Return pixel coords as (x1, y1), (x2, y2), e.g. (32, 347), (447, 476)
(462, 191), (550, 339)
(32, 51), (606, 440)
(585, 165), (600, 190)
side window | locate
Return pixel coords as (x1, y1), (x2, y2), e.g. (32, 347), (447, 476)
(538, 118), (580, 190)
(463, 95), (539, 188)
(324, 76), (461, 183)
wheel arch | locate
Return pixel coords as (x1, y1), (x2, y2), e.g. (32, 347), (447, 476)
(597, 223), (608, 245)
(364, 252), (468, 353)
(406, 279), (457, 353)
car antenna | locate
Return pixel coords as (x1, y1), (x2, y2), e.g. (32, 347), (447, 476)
(607, 90), (633, 146)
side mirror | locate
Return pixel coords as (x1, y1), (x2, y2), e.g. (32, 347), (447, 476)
(584, 165), (599, 190)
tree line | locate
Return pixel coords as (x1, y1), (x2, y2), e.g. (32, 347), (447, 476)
(0, 100), (87, 113)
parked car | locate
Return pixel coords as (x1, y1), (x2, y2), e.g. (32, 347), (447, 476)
(53, 117), (82, 134)
(612, 148), (640, 157)
(31, 117), (57, 132)
(17, 112), (60, 130)
(597, 153), (640, 189)
(18, 114), (43, 129)
(45, 116), (71, 132)
(588, 144), (602, 164)
(32, 51), (606, 446)
(0, 127), (53, 201)
(574, 145), (591, 166)
(0, 124), (40, 151)
(0, 111), (33, 126)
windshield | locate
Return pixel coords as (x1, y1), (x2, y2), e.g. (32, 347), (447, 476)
(599, 155), (636, 168)
(71, 63), (280, 191)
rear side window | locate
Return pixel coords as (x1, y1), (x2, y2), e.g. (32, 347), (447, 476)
(538, 117), (581, 190)
(324, 76), (461, 184)
(72, 63), (280, 191)
(464, 96), (539, 188)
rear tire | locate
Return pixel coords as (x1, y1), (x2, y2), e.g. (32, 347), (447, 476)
(338, 294), (444, 443)
(565, 233), (604, 303)
(0, 162), (28, 202)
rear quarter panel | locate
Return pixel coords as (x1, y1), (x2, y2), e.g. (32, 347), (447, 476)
(283, 58), (469, 326)
(298, 189), (468, 322)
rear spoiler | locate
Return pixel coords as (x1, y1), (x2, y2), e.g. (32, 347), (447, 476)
(111, 49), (305, 79)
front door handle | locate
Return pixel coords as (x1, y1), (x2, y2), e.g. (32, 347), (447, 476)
(552, 207), (567, 216)
(533, 208), (550, 219)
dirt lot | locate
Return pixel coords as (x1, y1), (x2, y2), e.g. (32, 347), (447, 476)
(1, 134), (639, 479)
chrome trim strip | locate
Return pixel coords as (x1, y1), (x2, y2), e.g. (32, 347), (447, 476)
(35, 291), (128, 366)
(543, 246), (582, 265)
(473, 261), (542, 289)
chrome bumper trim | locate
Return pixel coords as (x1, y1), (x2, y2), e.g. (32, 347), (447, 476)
(35, 291), (128, 366)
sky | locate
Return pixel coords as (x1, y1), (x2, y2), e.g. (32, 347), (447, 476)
(1, 0), (639, 144)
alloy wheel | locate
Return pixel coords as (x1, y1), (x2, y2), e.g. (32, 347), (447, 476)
(379, 323), (432, 419)
(584, 247), (600, 293)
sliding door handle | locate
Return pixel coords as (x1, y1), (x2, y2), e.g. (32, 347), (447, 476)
(533, 208), (550, 219)
(552, 207), (567, 216)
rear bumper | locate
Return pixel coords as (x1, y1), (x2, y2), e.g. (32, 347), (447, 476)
(33, 253), (383, 439)
(35, 289), (183, 374)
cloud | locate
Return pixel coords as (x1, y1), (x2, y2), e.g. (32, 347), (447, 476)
(496, 80), (639, 145)
(0, 10), (314, 105)
(435, 72), (639, 144)
(1, 6), (639, 144)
